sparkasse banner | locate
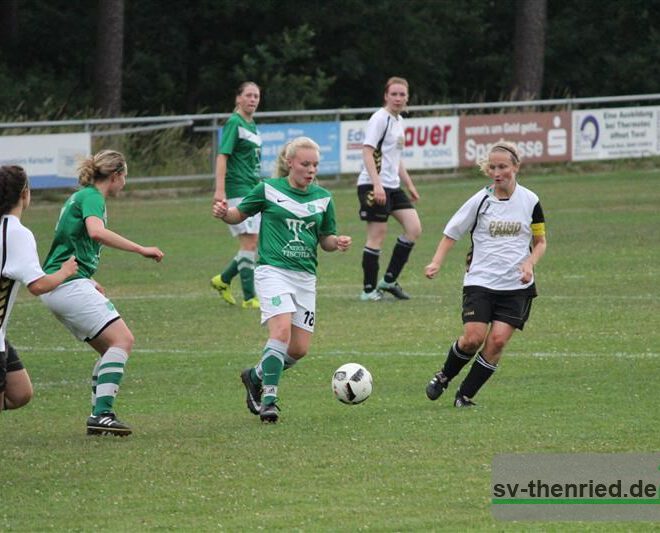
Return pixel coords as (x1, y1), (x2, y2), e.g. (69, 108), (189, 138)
(572, 106), (659, 161)
(459, 112), (571, 167)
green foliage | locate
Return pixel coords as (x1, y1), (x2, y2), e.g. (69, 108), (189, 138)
(2, 169), (659, 530)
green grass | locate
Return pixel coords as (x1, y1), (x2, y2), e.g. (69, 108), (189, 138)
(3, 169), (659, 531)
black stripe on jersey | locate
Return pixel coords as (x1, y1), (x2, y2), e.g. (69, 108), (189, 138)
(465, 195), (490, 272)
(0, 218), (16, 329)
(532, 201), (545, 224)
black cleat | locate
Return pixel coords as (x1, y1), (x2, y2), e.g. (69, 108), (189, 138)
(240, 368), (262, 415)
(260, 401), (280, 423)
(426, 371), (448, 401)
(454, 393), (477, 408)
(377, 280), (410, 300)
(86, 413), (132, 436)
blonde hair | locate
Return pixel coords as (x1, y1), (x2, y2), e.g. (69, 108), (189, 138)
(384, 76), (409, 93)
(273, 137), (321, 177)
(78, 150), (126, 186)
(478, 141), (521, 175)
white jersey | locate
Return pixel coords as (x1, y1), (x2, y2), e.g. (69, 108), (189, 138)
(444, 184), (545, 291)
(0, 215), (46, 347)
(357, 107), (405, 188)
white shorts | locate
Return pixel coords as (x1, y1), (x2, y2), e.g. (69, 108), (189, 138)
(254, 265), (316, 332)
(228, 197), (261, 237)
(40, 278), (121, 342)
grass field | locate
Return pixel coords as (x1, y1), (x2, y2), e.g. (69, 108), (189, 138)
(2, 168), (659, 531)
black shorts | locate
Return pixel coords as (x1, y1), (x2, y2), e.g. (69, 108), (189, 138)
(357, 185), (414, 222)
(461, 286), (535, 330)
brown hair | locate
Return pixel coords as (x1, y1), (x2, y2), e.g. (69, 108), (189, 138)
(273, 137), (321, 177)
(384, 76), (409, 93)
(77, 150), (126, 186)
(0, 165), (29, 217)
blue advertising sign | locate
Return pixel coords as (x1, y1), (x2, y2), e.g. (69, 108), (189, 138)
(218, 121), (340, 177)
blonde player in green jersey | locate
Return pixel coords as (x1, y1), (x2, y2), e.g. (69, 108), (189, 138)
(213, 137), (351, 423)
(41, 150), (164, 436)
(210, 81), (262, 309)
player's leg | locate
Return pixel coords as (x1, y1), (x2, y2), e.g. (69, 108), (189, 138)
(257, 313), (293, 423)
(361, 221), (388, 300)
(237, 233), (259, 308)
(211, 246), (239, 305)
(378, 204), (421, 300)
(3, 341), (33, 410)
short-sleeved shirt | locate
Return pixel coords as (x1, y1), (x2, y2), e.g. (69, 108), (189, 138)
(238, 178), (337, 275)
(443, 183), (545, 292)
(0, 215), (46, 346)
(219, 112), (262, 198)
(357, 107), (405, 189)
(43, 186), (106, 280)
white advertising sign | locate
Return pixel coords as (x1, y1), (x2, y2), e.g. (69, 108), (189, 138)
(572, 106), (659, 161)
(340, 116), (459, 174)
(0, 132), (91, 188)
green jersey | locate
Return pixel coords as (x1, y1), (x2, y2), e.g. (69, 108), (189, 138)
(43, 186), (106, 280)
(238, 178), (337, 275)
(219, 112), (262, 198)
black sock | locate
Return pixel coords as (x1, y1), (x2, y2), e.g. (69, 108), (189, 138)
(441, 340), (475, 381)
(362, 247), (380, 292)
(383, 236), (415, 283)
(457, 353), (497, 399)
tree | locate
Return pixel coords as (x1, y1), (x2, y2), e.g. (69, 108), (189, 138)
(511, 0), (547, 100)
(94, 0), (124, 116)
(0, 0), (19, 56)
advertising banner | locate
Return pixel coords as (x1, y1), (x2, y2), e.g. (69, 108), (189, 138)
(572, 106), (659, 161)
(219, 122), (340, 177)
(458, 112), (571, 167)
(340, 116), (459, 174)
(0, 133), (91, 189)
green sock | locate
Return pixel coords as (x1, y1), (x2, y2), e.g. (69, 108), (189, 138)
(260, 339), (287, 405)
(221, 257), (239, 284)
(93, 347), (128, 415)
(237, 250), (256, 300)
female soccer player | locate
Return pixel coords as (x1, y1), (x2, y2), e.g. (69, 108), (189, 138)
(40, 150), (164, 435)
(213, 137), (351, 423)
(424, 141), (547, 407)
(0, 165), (78, 413)
(210, 81), (263, 309)
(357, 76), (421, 301)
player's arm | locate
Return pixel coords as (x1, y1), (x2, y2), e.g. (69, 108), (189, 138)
(85, 216), (164, 262)
(320, 234), (351, 252)
(425, 236), (456, 279)
(26, 256), (78, 295)
(399, 161), (419, 202)
(519, 234), (546, 283)
(212, 201), (248, 224)
(362, 145), (386, 205)
(214, 154), (228, 203)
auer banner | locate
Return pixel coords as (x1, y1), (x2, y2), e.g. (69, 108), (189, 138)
(459, 112), (571, 167)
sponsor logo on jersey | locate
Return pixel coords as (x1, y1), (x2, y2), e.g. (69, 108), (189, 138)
(489, 220), (522, 237)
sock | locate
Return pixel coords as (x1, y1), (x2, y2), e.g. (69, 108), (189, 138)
(91, 357), (102, 411)
(93, 347), (128, 416)
(220, 257), (239, 284)
(441, 340), (475, 381)
(259, 339), (287, 405)
(457, 353), (497, 399)
(362, 247), (380, 292)
(383, 236), (415, 283)
(237, 250), (257, 300)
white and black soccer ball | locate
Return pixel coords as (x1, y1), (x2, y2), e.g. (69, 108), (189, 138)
(332, 363), (372, 404)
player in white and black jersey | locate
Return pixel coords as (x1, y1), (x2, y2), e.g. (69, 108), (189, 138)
(424, 141), (547, 407)
(357, 77), (421, 301)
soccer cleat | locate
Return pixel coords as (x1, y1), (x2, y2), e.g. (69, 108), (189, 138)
(86, 412), (132, 436)
(241, 297), (260, 309)
(360, 290), (383, 302)
(426, 371), (448, 401)
(454, 393), (477, 408)
(259, 401), (280, 423)
(210, 275), (236, 305)
(377, 279), (410, 300)
(240, 368), (262, 416)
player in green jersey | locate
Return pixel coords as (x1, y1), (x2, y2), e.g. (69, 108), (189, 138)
(41, 150), (164, 436)
(210, 81), (263, 309)
(213, 137), (351, 423)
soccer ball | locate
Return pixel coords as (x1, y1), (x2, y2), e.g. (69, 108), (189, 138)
(332, 363), (373, 404)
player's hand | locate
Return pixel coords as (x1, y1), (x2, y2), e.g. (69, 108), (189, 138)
(213, 192), (226, 205)
(424, 262), (440, 279)
(336, 235), (352, 252)
(519, 260), (533, 284)
(212, 200), (228, 219)
(61, 256), (78, 277)
(141, 246), (165, 262)
(372, 184), (386, 205)
(408, 185), (420, 202)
